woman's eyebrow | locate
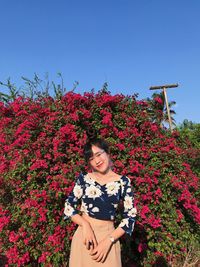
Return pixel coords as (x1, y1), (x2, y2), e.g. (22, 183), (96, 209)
(93, 151), (102, 156)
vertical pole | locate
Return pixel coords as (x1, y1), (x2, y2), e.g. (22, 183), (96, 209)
(149, 84), (178, 133)
(163, 87), (173, 132)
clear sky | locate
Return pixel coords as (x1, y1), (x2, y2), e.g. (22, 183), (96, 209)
(0, 0), (200, 124)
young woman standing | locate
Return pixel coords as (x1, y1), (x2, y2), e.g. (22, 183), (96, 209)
(64, 133), (137, 267)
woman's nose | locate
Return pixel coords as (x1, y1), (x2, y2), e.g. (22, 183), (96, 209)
(95, 157), (101, 164)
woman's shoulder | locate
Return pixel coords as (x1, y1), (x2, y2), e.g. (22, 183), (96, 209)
(78, 172), (95, 185)
(75, 172), (86, 184)
(120, 174), (131, 185)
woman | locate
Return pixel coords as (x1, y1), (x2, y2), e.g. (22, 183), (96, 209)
(64, 132), (137, 267)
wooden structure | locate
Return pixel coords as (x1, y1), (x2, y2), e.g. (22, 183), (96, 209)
(149, 83), (179, 132)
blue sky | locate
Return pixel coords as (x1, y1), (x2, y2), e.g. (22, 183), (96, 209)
(0, 0), (200, 124)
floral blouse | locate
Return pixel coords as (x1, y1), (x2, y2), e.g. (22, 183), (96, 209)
(64, 172), (137, 236)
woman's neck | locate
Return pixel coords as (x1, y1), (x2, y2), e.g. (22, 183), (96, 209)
(92, 169), (114, 179)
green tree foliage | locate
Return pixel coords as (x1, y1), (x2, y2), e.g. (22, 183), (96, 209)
(176, 119), (200, 177)
(178, 119), (200, 148)
(146, 92), (176, 128)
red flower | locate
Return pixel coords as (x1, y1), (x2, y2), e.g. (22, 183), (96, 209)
(140, 205), (150, 219)
(30, 159), (48, 170)
(154, 97), (163, 105)
(138, 242), (148, 253)
(176, 209), (184, 222)
(9, 231), (20, 243)
(38, 252), (51, 263)
(148, 215), (162, 229)
(0, 215), (10, 232)
(116, 143), (126, 151)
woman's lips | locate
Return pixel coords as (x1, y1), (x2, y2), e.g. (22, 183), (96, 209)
(96, 162), (103, 168)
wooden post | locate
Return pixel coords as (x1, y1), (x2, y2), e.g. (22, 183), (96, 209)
(149, 83), (178, 132)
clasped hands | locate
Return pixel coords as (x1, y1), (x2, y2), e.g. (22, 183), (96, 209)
(82, 222), (113, 263)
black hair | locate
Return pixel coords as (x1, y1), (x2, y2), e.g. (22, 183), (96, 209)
(83, 129), (110, 163)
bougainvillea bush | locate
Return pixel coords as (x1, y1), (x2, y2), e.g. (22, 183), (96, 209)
(0, 88), (199, 266)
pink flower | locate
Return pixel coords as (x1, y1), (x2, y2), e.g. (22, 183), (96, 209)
(151, 124), (158, 132)
(148, 215), (162, 229)
(23, 238), (30, 245)
(140, 205), (150, 219)
(100, 109), (113, 127)
(138, 242), (148, 253)
(116, 143), (126, 151)
(176, 209), (184, 222)
(154, 97), (163, 104)
(9, 231), (20, 243)
(38, 252), (51, 263)
(155, 188), (162, 198)
(6, 246), (18, 263)
(117, 131), (126, 139)
(17, 252), (30, 265)
(154, 251), (163, 256)
(70, 112), (79, 121)
(0, 215), (10, 232)
(38, 207), (48, 222)
(29, 159), (48, 170)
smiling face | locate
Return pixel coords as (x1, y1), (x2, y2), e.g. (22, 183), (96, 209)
(88, 145), (111, 174)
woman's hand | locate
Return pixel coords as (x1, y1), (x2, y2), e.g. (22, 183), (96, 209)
(82, 221), (98, 250)
(90, 237), (112, 263)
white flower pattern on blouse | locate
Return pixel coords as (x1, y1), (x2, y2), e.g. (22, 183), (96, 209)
(80, 202), (89, 214)
(64, 173), (137, 236)
(84, 174), (96, 185)
(124, 196), (134, 210)
(119, 218), (129, 228)
(85, 184), (102, 199)
(92, 207), (99, 212)
(128, 207), (137, 217)
(106, 181), (121, 195)
(73, 184), (83, 199)
(64, 201), (74, 217)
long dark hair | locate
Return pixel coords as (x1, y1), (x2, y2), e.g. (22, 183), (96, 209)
(83, 129), (110, 163)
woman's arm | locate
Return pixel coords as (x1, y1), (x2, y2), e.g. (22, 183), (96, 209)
(70, 214), (98, 250)
(64, 174), (98, 250)
(117, 176), (137, 235)
(90, 226), (125, 263)
(107, 226), (125, 242)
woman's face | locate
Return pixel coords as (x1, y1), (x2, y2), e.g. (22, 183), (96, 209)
(88, 145), (110, 174)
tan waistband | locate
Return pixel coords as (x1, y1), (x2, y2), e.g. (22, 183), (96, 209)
(81, 213), (114, 228)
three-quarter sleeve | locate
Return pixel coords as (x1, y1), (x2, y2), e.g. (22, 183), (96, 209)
(118, 176), (137, 236)
(64, 173), (84, 220)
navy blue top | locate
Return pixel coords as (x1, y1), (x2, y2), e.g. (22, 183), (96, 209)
(64, 172), (137, 235)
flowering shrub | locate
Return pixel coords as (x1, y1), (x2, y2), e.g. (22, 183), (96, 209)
(176, 121), (200, 178)
(0, 88), (199, 266)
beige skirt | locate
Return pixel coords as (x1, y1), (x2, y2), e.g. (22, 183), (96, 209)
(69, 214), (122, 267)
